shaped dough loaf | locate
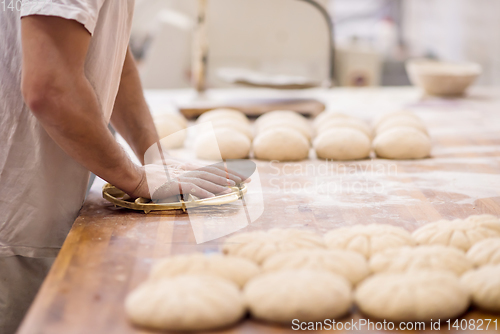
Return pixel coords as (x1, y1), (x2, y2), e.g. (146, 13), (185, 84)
(325, 224), (415, 258)
(317, 118), (372, 139)
(222, 229), (325, 264)
(369, 245), (472, 275)
(244, 270), (352, 323)
(412, 215), (500, 251)
(375, 116), (428, 136)
(373, 126), (431, 159)
(461, 265), (500, 312)
(257, 118), (312, 141)
(195, 128), (251, 160)
(313, 112), (352, 130)
(262, 249), (369, 285)
(466, 237), (500, 267)
(373, 110), (420, 128)
(125, 275), (245, 331)
(252, 128), (310, 162)
(355, 271), (470, 322)
(313, 128), (371, 161)
(255, 110), (308, 129)
(150, 253), (260, 288)
(199, 119), (253, 140)
(197, 108), (249, 124)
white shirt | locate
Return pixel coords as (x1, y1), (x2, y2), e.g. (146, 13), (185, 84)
(0, 0), (134, 257)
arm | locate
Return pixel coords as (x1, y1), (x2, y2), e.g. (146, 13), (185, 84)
(21, 16), (242, 199)
(21, 16), (142, 196)
(110, 48), (159, 165)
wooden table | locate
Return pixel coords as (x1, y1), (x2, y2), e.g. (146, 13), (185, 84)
(18, 87), (500, 333)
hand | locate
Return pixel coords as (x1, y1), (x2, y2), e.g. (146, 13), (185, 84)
(129, 161), (247, 200)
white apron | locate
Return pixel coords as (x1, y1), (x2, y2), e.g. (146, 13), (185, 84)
(0, 0), (135, 258)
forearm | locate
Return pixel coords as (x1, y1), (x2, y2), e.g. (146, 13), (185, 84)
(111, 49), (159, 164)
(25, 74), (143, 195)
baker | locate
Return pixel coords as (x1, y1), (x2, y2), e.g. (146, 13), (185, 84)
(0, 2), (242, 333)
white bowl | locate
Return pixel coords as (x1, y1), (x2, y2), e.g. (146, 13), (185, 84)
(406, 59), (482, 96)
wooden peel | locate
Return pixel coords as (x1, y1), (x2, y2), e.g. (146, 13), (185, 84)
(178, 98), (325, 119)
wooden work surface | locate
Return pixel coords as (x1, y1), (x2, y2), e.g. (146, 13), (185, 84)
(18, 87), (500, 333)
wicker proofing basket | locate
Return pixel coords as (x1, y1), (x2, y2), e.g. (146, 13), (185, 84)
(102, 183), (247, 214)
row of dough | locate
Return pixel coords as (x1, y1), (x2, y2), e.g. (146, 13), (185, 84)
(153, 108), (431, 161)
(125, 214), (500, 331)
(194, 109), (432, 161)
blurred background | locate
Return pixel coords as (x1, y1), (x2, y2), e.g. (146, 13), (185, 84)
(131, 0), (500, 90)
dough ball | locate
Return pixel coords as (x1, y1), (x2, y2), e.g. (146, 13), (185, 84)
(244, 269), (352, 323)
(252, 128), (310, 162)
(373, 110), (420, 128)
(313, 112), (352, 130)
(255, 110), (308, 129)
(199, 119), (253, 140)
(466, 238), (500, 267)
(150, 253), (260, 288)
(317, 118), (372, 139)
(125, 275), (245, 331)
(461, 265), (500, 312)
(325, 224), (415, 258)
(373, 126), (431, 159)
(412, 215), (500, 251)
(355, 271), (470, 322)
(222, 229), (325, 264)
(154, 118), (186, 149)
(195, 128), (251, 160)
(313, 128), (371, 161)
(376, 116), (428, 136)
(197, 108), (249, 124)
(257, 118), (312, 141)
(262, 249), (369, 285)
(369, 245), (472, 276)
(154, 112), (188, 129)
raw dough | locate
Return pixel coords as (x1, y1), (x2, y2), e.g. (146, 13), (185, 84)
(412, 215), (500, 251)
(262, 249), (369, 285)
(324, 224), (415, 258)
(195, 128), (251, 160)
(222, 229), (325, 264)
(197, 108), (249, 124)
(154, 118), (186, 149)
(257, 119), (312, 141)
(313, 112), (352, 130)
(313, 128), (371, 161)
(154, 112), (188, 129)
(255, 110), (308, 129)
(150, 253), (260, 288)
(317, 118), (372, 139)
(375, 116), (428, 136)
(125, 275), (245, 331)
(369, 245), (472, 275)
(373, 126), (431, 159)
(252, 128), (310, 162)
(244, 269), (352, 323)
(373, 110), (420, 128)
(355, 271), (470, 322)
(461, 265), (500, 312)
(199, 119), (253, 140)
(466, 238), (500, 267)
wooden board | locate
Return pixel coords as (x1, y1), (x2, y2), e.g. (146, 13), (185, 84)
(178, 98), (326, 119)
(18, 87), (500, 334)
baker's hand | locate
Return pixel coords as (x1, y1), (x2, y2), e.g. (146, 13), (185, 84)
(129, 162), (245, 200)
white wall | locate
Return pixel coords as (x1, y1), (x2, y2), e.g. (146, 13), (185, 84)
(134, 0), (330, 89)
(403, 0), (500, 85)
